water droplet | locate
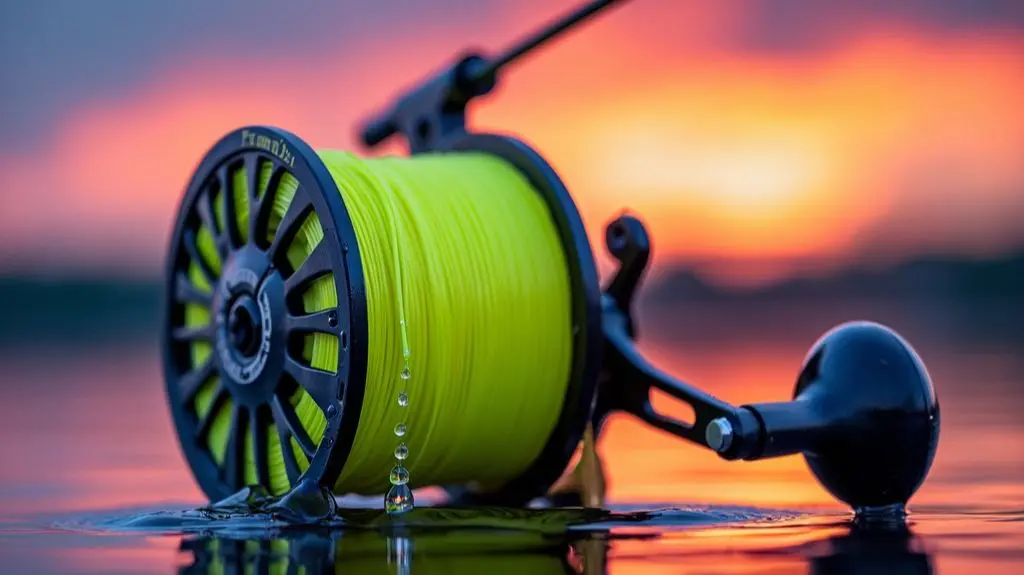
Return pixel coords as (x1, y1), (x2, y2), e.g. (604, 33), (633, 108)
(394, 443), (408, 460)
(327, 311), (338, 327)
(400, 367), (411, 380)
(385, 483), (414, 514)
(390, 466), (409, 485)
(397, 393), (409, 407)
(326, 404), (337, 417)
(394, 423), (406, 437)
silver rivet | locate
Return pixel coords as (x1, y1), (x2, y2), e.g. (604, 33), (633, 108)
(705, 417), (734, 453)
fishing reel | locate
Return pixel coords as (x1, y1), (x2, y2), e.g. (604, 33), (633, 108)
(162, 0), (939, 516)
(355, 0), (940, 515)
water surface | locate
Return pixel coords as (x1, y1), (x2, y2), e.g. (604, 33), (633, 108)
(0, 302), (1021, 574)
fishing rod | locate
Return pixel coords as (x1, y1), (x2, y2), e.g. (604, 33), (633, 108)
(359, 0), (632, 152)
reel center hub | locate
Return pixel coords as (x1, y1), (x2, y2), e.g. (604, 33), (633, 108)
(212, 244), (288, 407)
(228, 295), (261, 358)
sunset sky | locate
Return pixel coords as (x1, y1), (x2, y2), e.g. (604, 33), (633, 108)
(1, 0), (1022, 287)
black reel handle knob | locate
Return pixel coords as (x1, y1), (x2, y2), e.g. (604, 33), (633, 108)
(738, 321), (941, 513)
(597, 214), (942, 514)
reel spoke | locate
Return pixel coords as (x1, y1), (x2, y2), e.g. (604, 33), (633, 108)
(195, 188), (221, 246)
(267, 187), (312, 263)
(245, 154), (262, 203)
(284, 240), (331, 297)
(245, 154), (263, 243)
(271, 394), (316, 457)
(284, 356), (337, 413)
(286, 309), (338, 336)
(217, 165), (243, 253)
(275, 423), (303, 487)
(171, 323), (215, 343)
(174, 272), (212, 306)
(251, 163), (285, 246)
(195, 382), (229, 442)
(183, 229), (217, 286)
(251, 408), (271, 487)
(223, 404), (245, 490)
(178, 357), (216, 406)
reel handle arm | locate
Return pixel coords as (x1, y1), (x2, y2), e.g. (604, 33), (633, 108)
(594, 214), (761, 458)
(599, 302), (761, 458)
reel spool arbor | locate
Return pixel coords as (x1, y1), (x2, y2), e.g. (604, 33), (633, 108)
(162, 0), (941, 515)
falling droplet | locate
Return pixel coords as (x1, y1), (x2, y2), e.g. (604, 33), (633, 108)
(397, 393), (409, 407)
(400, 367), (411, 380)
(390, 466), (409, 485)
(394, 443), (408, 460)
(394, 423), (406, 437)
(385, 483), (414, 514)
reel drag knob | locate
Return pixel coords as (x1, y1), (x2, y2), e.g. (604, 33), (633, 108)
(735, 321), (941, 514)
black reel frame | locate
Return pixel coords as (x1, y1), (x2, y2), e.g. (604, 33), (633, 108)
(164, 0), (940, 513)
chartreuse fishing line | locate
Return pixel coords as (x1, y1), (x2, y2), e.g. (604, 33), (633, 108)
(162, 126), (602, 513)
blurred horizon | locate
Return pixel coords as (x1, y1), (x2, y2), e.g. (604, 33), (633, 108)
(1, 0), (1022, 289)
(0, 7), (1022, 573)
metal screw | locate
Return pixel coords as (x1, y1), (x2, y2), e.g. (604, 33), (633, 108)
(705, 417), (734, 453)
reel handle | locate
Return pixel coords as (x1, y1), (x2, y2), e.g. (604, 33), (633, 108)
(597, 215), (941, 513)
(736, 323), (941, 511)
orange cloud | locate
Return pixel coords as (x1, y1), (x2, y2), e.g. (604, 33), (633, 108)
(478, 26), (1024, 282)
(0, 7), (1021, 286)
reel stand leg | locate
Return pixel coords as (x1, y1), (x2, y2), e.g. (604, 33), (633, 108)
(589, 215), (941, 514)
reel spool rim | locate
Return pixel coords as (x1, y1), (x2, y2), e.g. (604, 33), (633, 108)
(162, 125), (369, 501)
(440, 133), (603, 505)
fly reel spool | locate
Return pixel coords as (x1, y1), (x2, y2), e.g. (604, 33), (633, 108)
(162, 0), (940, 516)
(163, 2), (618, 507)
(162, 124), (601, 505)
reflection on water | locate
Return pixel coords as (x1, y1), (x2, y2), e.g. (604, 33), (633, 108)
(180, 534), (574, 575)
(170, 512), (1007, 575)
(0, 301), (1021, 574)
